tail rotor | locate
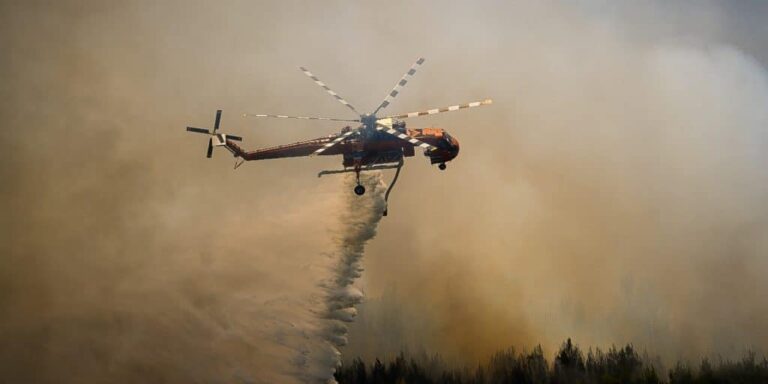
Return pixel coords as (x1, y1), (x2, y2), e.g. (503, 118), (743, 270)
(186, 110), (242, 159)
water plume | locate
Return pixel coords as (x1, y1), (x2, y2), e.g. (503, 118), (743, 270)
(312, 173), (387, 382)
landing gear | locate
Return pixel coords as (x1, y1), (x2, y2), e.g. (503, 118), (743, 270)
(353, 164), (365, 195)
(438, 163), (447, 170)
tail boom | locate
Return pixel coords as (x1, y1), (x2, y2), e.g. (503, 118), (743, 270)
(218, 136), (346, 161)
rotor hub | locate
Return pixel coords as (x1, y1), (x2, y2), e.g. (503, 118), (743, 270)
(361, 114), (378, 130)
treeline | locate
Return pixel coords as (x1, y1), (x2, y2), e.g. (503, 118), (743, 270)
(334, 339), (768, 384)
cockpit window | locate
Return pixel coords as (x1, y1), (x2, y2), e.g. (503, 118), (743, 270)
(440, 132), (453, 148)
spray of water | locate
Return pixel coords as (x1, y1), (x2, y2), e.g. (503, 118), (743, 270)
(304, 173), (387, 382)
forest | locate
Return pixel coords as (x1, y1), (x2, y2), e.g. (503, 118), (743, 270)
(335, 339), (768, 384)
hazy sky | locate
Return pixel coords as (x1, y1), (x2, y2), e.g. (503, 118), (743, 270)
(2, 1), (768, 382)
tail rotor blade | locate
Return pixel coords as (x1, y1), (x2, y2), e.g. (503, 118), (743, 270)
(187, 110), (245, 160)
(213, 110), (222, 132)
(373, 57), (425, 115)
(187, 127), (211, 134)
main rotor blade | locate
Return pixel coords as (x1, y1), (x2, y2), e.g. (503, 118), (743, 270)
(187, 127), (211, 134)
(213, 110), (222, 132)
(372, 57), (425, 115)
(224, 134), (243, 142)
(383, 98), (493, 120)
(242, 113), (359, 122)
(310, 127), (360, 156)
(299, 67), (361, 116)
(206, 138), (213, 158)
(375, 123), (437, 152)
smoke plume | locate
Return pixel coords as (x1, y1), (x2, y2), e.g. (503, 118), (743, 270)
(2, 0), (768, 382)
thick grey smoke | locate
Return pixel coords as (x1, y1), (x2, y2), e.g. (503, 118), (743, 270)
(2, 0), (768, 382)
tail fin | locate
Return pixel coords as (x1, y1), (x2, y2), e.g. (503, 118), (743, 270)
(212, 134), (247, 158)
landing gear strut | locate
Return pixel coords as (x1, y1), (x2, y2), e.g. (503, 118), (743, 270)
(438, 163), (447, 170)
(353, 164), (365, 195)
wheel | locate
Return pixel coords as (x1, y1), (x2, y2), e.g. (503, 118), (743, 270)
(438, 163), (447, 170)
(354, 185), (366, 196)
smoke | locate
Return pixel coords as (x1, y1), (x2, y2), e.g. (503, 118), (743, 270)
(340, 1), (768, 366)
(2, 0), (768, 381)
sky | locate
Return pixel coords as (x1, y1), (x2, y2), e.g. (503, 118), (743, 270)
(1, 1), (768, 382)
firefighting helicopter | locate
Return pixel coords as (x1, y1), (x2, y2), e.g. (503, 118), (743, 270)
(185, 58), (492, 215)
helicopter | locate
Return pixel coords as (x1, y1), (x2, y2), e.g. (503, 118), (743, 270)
(186, 58), (492, 215)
